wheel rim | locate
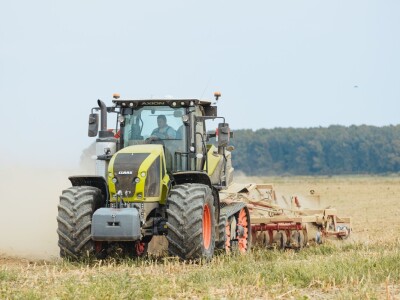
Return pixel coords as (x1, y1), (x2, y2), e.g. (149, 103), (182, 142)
(237, 208), (249, 254)
(203, 204), (212, 250)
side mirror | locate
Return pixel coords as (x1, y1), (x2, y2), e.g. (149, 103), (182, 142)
(88, 113), (99, 137)
(218, 123), (230, 147)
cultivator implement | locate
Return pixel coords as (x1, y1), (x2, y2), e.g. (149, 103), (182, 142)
(219, 183), (352, 250)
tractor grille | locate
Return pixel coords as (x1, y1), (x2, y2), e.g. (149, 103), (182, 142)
(113, 153), (149, 197)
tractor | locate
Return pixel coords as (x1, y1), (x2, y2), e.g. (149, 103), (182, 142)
(57, 93), (251, 260)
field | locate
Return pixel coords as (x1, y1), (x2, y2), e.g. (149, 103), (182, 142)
(1, 175), (400, 299)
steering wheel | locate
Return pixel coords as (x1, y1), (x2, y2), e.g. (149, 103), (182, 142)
(145, 136), (164, 145)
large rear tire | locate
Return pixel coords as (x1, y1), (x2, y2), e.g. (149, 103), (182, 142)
(166, 183), (215, 261)
(57, 186), (102, 259)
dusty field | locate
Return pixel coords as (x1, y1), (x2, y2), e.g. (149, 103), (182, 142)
(1, 174), (400, 299)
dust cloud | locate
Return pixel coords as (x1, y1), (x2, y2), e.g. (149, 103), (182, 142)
(0, 162), (323, 260)
(0, 165), (88, 260)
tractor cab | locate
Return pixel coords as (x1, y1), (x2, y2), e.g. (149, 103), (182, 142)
(119, 103), (189, 172)
(115, 99), (219, 175)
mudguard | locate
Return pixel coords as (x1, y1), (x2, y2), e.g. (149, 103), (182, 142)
(220, 201), (247, 218)
(69, 175), (109, 204)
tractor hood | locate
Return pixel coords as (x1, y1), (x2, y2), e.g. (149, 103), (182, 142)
(108, 144), (168, 203)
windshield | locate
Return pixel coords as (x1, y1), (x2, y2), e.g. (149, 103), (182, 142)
(122, 106), (188, 171)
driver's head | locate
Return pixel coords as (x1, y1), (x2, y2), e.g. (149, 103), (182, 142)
(157, 115), (167, 128)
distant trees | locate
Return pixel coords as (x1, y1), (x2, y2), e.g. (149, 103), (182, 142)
(229, 125), (400, 175)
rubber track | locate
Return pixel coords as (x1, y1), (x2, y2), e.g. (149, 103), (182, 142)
(216, 202), (250, 253)
(215, 214), (229, 250)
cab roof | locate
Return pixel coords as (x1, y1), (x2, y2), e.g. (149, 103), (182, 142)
(112, 98), (212, 108)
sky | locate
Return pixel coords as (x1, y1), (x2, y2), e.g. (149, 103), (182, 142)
(1, 0), (399, 167)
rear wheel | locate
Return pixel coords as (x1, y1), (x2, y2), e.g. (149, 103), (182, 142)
(166, 184), (215, 261)
(57, 186), (102, 259)
(218, 207), (251, 254)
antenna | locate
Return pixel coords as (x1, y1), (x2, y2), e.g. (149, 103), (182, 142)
(200, 78), (212, 99)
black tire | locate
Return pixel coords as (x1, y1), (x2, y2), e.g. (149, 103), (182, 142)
(166, 183), (215, 261)
(215, 214), (228, 251)
(57, 186), (102, 259)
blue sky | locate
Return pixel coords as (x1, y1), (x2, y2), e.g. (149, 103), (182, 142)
(1, 1), (399, 167)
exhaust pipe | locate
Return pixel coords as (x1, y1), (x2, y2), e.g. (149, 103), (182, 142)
(97, 100), (113, 138)
(95, 99), (116, 177)
(97, 99), (108, 132)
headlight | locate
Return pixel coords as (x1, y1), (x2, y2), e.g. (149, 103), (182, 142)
(134, 177), (140, 183)
(118, 115), (125, 123)
(140, 171), (146, 177)
(112, 177), (117, 183)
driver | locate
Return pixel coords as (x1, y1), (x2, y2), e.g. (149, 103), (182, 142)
(150, 115), (176, 139)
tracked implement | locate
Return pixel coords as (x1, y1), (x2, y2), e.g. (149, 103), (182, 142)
(219, 183), (352, 249)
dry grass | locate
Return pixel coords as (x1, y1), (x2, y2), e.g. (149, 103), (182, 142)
(1, 176), (400, 299)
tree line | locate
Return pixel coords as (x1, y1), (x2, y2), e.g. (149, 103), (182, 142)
(228, 125), (400, 176)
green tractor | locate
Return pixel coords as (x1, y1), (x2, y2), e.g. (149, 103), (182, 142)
(57, 93), (251, 260)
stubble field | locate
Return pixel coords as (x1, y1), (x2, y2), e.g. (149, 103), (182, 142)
(1, 174), (400, 299)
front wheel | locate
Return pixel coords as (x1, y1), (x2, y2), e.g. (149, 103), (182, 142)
(57, 186), (102, 259)
(166, 183), (215, 261)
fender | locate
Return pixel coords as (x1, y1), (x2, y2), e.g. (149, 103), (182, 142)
(69, 175), (109, 205)
(172, 171), (212, 187)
